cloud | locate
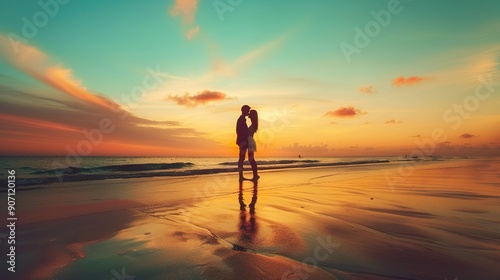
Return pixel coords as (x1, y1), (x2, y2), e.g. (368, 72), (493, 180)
(358, 85), (374, 94)
(0, 37), (224, 156)
(280, 142), (332, 155)
(0, 80), (223, 156)
(385, 119), (402, 124)
(417, 45), (499, 88)
(392, 76), (428, 87)
(186, 26), (200, 40)
(43, 66), (118, 110)
(207, 34), (288, 79)
(169, 0), (197, 24)
(167, 90), (230, 107)
(325, 106), (365, 118)
(0, 35), (118, 111)
(0, 113), (81, 133)
(169, 0), (200, 40)
(148, 31), (291, 103)
(459, 133), (476, 139)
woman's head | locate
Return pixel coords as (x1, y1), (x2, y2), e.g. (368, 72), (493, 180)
(249, 109), (258, 131)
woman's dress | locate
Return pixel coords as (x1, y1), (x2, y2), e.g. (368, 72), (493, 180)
(247, 126), (257, 152)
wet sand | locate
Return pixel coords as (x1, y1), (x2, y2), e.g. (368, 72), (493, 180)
(2, 158), (500, 280)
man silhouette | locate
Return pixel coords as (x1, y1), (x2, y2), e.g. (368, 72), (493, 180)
(236, 105), (250, 181)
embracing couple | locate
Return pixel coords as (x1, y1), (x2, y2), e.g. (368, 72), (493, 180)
(236, 105), (259, 182)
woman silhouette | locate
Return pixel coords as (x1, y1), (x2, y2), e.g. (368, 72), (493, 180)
(248, 110), (259, 181)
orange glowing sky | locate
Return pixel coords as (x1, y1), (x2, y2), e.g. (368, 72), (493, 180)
(0, 0), (499, 157)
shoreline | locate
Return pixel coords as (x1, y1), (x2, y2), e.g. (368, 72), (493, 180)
(3, 156), (453, 188)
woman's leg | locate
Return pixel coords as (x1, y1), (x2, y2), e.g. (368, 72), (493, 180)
(248, 151), (259, 180)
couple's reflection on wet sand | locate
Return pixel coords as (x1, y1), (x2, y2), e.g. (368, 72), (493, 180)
(234, 180), (258, 251)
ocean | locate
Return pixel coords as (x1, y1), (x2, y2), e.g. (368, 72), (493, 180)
(0, 155), (439, 188)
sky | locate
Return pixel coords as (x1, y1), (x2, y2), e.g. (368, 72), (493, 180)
(0, 0), (499, 157)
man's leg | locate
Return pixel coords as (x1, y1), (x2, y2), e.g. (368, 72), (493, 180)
(238, 145), (247, 181)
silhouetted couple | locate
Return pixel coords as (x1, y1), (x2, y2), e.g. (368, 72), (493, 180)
(236, 105), (259, 182)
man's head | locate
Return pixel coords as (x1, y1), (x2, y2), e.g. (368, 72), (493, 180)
(241, 105), (251, 116)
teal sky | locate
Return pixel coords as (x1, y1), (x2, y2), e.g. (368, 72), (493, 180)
(0, 0), (499, 156)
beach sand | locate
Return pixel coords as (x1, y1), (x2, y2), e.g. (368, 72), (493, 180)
(2, 158), (500, 280)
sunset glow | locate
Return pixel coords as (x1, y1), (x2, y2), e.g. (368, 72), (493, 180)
(0, 0), (498, 157)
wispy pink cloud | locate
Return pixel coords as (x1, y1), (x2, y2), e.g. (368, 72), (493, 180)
(0, 113), (81, 133)
(167, 90), (230, 107)
(43, 66), (118, 110)
(186, 26), (200, 40)
(169, 0), (197, 24)
(0, 35), (118, 111)
(207, 34), (288, 78)
(325, 106), (365, 118)
(358, 85), (374, 94)
(392, 76), (428, 87)
(169, 0), (200, 40)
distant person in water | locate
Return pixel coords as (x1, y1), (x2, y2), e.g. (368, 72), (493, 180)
(247, 109), (259, 181)
(236, 105), (250, 181)
(236, 105), (259, 181)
